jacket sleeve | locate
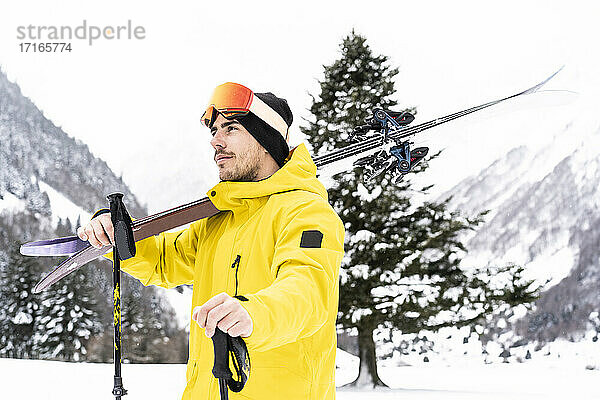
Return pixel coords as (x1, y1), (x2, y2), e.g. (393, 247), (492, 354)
(104, 219), (203, 289)
(238, 198), (345, 352)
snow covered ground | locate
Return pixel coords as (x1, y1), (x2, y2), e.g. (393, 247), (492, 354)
(2, 351), (598, 400)
(337, 362), (599, 400)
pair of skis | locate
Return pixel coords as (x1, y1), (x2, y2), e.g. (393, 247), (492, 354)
(22, 197), (220, 293)
(20, 67), (564, 293)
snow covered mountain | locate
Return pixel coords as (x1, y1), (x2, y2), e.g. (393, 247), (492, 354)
(440, 115), (600, 343)
(0, 67), (146, 224)
(0, 69), (191, 363)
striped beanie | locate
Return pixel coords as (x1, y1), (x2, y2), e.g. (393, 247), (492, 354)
(237, 92), (293, 167)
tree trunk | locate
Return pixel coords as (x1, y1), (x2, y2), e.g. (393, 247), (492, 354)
(343, 325), (387, 388)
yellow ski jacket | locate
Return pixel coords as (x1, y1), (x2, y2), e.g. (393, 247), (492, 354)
(115, 144), (345, 399)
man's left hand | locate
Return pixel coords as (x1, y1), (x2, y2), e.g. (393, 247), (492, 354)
(192, 292), (253, 338)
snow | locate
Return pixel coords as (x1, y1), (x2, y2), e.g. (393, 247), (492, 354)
(162, 287), (193, 330)
(0, 358), (187, 399)
(0, 3), (598, 398)
(1, 350), (598, 400)
(37, 180), (91, 226)
(0, 191), (26, 213)
(339, 363), (599, 399)
(521, 245), (578, 289)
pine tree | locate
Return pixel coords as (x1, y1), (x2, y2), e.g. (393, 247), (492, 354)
(36, 272), (101, 361)
(120, 279), (181, 363)
(0, 242), (42, 358)
(301, 31), (538, 387)
(80, 256), (188, 364)
(35, 218), (101, 361)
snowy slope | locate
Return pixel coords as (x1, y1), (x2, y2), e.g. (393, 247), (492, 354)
(0, 191), (26, 214)
(438, 99), (600, 342)
(37, 180), (91, 226)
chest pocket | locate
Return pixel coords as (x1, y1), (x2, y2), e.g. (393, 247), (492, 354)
(231, 254), (242, 296)
(233, 228), (279, 295)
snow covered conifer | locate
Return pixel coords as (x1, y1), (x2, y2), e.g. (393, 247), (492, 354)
(301, 30), (538, 388)
(120, 279), (180, 363)
(0, 242), (42, 358)
(35, 219), (101, 361)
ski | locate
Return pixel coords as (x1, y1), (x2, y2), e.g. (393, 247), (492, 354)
(23, 67), (563, 293)
(20, 236), (89, 256)
(313, 66), (564, 176)
(29, 197), (220, 293)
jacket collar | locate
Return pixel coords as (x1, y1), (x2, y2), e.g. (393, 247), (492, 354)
(206, 144), (327, 214)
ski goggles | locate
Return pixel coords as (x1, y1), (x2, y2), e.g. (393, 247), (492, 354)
(201, 82), (289, 140)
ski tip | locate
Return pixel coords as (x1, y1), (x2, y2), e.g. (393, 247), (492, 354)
(547, 65), (565, 82)
(512, 65), (565, 97)
(19, 243), (40, 256)
(33, 275), (52, 293)
(19, 236), (87, 257)
(19, 243), (62, 257)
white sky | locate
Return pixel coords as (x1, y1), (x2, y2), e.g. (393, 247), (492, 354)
(1, 0), (599, 212)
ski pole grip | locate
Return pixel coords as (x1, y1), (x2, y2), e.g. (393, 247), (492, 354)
(107, 192), (136, 261)
(211, 328), (233, 381)
(210, 327), (250, 398)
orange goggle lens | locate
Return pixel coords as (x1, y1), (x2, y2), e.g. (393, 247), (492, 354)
(201, 82), (255, 127)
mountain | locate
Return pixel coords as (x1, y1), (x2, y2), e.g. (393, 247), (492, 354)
(440, 119), (600, 343)
(0, 68), (188, 363)
(0, 67), (145, 221)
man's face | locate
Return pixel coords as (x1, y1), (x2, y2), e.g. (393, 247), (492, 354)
(209, 113), (266, 182)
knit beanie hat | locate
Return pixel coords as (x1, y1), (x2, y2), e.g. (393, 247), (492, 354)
(237, 92), (293, 167)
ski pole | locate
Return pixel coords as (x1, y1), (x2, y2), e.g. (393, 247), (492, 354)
(111, 243), (127, 399)
(107, 193), (136, 399)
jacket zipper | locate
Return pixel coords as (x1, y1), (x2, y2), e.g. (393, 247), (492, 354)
(231, 254), (241, 296)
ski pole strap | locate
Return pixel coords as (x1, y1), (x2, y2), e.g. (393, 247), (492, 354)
(107, 193), (136, 261)
(211, 328), (251, 399)
(92, 208), (111, 219)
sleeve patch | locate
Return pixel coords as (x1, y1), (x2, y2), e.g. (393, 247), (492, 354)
(300, 230), (323, 248)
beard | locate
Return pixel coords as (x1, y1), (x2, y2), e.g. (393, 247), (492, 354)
(217, 144), (263, 182)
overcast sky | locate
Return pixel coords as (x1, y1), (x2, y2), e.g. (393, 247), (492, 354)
(1, 0), (599, 212)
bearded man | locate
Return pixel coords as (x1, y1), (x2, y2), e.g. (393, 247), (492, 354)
(78, 82), (345, 399)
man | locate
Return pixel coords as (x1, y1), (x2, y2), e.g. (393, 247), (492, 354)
(77, 82), (345, 399)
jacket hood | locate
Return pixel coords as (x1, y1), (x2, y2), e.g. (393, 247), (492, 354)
(207, 143), (327, 212)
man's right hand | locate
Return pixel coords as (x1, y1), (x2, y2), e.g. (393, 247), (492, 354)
(77, 213), (115, 249)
